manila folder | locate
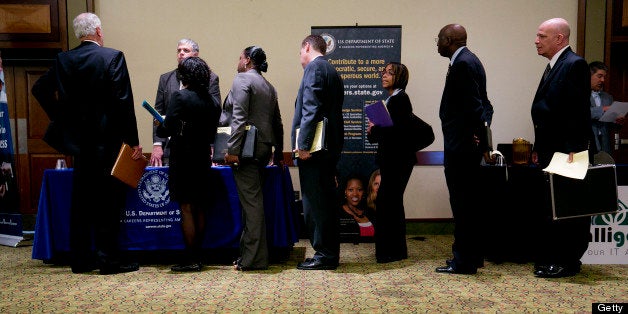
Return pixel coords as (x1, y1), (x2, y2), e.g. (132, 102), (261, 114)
(294, 118), (327, 158)
(111, 143), (148, 188)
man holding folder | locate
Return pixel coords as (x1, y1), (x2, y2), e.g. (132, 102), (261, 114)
(32, 13), (143, 275)
(530, 18), (591, 278)
(291, 35), (344, 270)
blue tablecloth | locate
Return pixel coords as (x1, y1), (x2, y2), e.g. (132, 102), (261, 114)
(32, 166), (299, 261)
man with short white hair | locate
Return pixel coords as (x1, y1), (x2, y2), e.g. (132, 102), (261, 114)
(150, 38), (221, 166)
(32, 12), (143, 275)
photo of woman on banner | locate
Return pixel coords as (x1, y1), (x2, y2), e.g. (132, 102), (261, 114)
(338, 174), (375, 243)
(366, 169), (381, 212)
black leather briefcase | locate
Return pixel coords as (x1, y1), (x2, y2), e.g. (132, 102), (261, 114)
(549, 164), (618, 220)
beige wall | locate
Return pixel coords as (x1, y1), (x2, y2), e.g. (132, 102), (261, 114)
(93, 0), (578, 218)
(585, 0), (606, 62)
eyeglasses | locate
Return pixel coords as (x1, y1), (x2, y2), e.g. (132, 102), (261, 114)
(434, 37), (439, 43)
(380, 70), (395, 76)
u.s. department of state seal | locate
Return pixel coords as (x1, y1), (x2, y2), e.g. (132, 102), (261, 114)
(321, 33), (336, 55)
(138, 170), (169, 208)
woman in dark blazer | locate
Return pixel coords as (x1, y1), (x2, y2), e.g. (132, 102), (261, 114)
(157, 57), (220, 272)
(367, 62), (417, 263)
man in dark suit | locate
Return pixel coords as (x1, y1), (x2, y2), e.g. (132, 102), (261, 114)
(291, 35), (344, 270)
(435, 24), (492, 275)
(150, 38), (221, 166)
(32, 13), (143, 275)
(531, 18), (592, 278)
(589, 61), (619, 155)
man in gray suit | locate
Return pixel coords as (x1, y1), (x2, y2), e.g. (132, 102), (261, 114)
(291, 35), (344, 270)
(150, 38), (221, 166)
(589, 61), (620, 154)
(224, 46), (283, 270)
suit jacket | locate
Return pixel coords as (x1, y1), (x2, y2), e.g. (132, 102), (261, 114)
(156, 88), (219, 163)
(531, 47), (591, 167)
(155, 88), (219, 202)
(439, 47), (490, 164)
(590, 91), (615, 154)
(590, 91), (614, 120)
(291, 56), (344, 161)
(32, 41), (139, 166)
(152, 68), (221, 154)
(367, 90), (417, 165)
(223, 69), (283, 161)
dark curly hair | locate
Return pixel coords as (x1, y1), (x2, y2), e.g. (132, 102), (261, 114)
(244, 46), (268, 73)
(176, 56), (211, 101)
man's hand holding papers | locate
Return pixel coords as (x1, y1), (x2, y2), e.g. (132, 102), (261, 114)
(542, 150), (589, 180)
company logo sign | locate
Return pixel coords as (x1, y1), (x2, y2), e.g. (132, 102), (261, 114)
(583, 187), (628, 264)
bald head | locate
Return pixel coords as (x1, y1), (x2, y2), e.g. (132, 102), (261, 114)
(542, 18), (571, 39)
(535, 18), (570, 60)
(437, 24), (468, 58)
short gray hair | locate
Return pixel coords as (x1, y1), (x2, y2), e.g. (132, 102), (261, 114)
(73, 13), (101, 39)
(178, 38), (199, 53)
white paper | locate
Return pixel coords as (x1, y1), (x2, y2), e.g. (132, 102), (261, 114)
(600, 101), (628, 122)
(543, 150), (589, 180)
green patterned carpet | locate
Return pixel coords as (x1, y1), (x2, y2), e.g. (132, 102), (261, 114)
(1, 235), (626, 313)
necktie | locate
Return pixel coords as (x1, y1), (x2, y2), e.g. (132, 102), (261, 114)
(542, 63), (551, 82)
(593, 92), (601, 107)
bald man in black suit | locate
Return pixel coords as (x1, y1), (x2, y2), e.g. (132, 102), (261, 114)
(531, 18), (591, 278)
(435, 24), (492, 275)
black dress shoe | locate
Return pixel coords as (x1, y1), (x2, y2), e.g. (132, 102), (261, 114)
(232, 257), (268, 271)
(435, 265), (477, 275)
(377, 255), (406, 264)
(100, 262), (140, 275)
(534, 264), (578, 278)
(71, 264), (98, 274)
(446, 259), (484, 268)
(297, 259), (338, 270)
(234, 263), (268, 271)
(171, 263), (202, 272)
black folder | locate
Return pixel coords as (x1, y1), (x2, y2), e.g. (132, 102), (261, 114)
(241, 125), (257, 159)
(549, 164), (618, 220)
(212, 125), (257, 162)
(212, 127), (231, 163)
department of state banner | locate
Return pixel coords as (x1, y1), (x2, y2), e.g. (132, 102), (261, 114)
(311, 26), (401, 183)
(0, 69), (18, 213)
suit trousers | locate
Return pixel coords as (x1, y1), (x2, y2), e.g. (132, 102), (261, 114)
(70, 154), (126, 268)
(535, 174), (591, 266)
(374, 158), (414, 260)
(232, 144), (271, 269)
(444, 153), (484, 270)
(298, 156), (340, 264)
